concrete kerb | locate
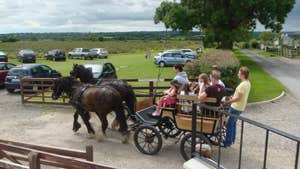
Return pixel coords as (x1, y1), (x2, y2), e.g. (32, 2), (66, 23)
(247, 91), (286, 106)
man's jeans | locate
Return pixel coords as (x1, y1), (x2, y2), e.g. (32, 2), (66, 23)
(224, 107), (241, 147)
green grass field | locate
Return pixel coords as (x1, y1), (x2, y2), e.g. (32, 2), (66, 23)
(2, 40), (287, 103)
(7, 51), (174, 79)
(234, 50), (286, 102)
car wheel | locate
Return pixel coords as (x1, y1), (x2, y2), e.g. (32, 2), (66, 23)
(159, 62), (165, 67)
(6, 89), (14, 93)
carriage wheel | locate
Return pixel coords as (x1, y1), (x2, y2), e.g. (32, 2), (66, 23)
(206, 126), (227, 145)
(133, 126), (162, 155)
(158, 117), (181, 138)
(180, 133), (211, 161)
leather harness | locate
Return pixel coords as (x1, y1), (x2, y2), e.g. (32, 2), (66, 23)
(70, 85), (91, 110)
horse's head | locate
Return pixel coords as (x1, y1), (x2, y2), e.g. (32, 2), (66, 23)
(70, 64), (85, 78)
(70, 64), (93, 83)
(52, 77), (75, 100)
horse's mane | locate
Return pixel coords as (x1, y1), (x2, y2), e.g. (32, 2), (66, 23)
(71, 64), (93, 83)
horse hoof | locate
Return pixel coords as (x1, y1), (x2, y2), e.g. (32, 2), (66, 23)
(122, 131), (130, 144)
(87, 134), (95, 139)
(111, 120), (119, 129)
(73, 123), (81, 132)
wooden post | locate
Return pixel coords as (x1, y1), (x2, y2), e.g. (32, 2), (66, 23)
(149, 81), (154, 103)
(20, 78), (24, 104)
(41, 80), (45, 103)
(85, 145), (93, 162)
(28, 152), (40, 169)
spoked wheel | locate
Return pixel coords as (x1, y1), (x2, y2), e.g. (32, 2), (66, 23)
(158, 117), (181, 138)
(206, 126), (227, 145)
(134, 126), (162, 155)
(180, 133), (211, 161)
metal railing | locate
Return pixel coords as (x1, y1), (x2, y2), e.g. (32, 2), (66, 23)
(191, 103), (300, 169)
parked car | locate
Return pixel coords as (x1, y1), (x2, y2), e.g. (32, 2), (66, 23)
(5, 64), (61, 93)
(18, 50), (36, 63)
(83, 62), (117, 84)
(90, 48), (109, 59)
(0, 62), (16, 87)
(0, 51), (8, 62)
(180, 49), (197, 56)
(154, 51), (196, 67)
(45, 49), (66, 61)
(68, 48), (95, 60)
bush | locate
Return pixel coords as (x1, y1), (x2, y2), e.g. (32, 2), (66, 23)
(184, 49), (240, 88)
(250, 39), (259, 49)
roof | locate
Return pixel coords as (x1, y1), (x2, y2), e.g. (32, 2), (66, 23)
(84, 62), (108, 65)
(14, 64), (44, 69)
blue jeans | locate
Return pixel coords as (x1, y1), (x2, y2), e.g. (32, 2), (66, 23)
(224, 107), (241, 147)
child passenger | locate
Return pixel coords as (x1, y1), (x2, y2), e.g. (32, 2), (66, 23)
(152, 80), (181, 116)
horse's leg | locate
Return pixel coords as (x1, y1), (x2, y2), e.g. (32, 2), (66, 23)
(73, 111), (81, 132)
(99, 114), (109, 135)
(114, 105), (130, 144)
(80, 111), (95, 135)
(93, 112), (108, 142)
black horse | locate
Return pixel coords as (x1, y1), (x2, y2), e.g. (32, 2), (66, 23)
(70, 64), (137, 119)
(51, 77), (129, 143)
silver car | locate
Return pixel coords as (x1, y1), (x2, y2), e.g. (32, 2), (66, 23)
(90, 48), (109, 59)
(154, 51), (195, 67)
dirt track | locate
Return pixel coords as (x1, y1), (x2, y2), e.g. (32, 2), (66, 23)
(0, 89), (300, 169)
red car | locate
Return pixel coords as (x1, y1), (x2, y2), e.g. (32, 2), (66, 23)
(0, 62), (16, 87)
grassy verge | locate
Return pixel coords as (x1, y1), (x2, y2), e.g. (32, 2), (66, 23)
(257, 51), (279, 57)
(234, 50), (286, 103)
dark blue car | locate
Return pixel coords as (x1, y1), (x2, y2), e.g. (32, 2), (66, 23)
(5, 64), (61, 93)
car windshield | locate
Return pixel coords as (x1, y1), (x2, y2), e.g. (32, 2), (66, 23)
(0, 64), (5, 70)
(8, 69), (29, 77)
(84, 64), (103, 78)
(182, 50), (191, 53)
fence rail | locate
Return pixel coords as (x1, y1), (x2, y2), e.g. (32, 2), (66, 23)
(0, 139), (115, 169)
(20, 78), (183, 105)
(191, 103), (300, 169)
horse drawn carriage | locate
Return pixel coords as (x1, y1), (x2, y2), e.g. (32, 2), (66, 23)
(132, 95), (228, 161)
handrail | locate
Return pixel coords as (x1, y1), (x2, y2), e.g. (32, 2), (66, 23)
(190, 102), (300, 169)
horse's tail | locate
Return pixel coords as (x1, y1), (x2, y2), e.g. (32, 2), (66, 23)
(126, 87), (137, 119)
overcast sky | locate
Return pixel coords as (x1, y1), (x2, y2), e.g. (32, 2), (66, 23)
(0, 0), (299, 33)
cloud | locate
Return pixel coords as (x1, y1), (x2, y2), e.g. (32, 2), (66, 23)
(0, 0), (299, 33)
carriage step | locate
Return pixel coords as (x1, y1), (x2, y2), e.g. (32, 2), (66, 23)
(183, 157), (226, 169)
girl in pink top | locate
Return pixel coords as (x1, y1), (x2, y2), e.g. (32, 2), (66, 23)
(152, 80), (181, 116)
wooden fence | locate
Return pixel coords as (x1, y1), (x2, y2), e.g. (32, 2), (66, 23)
(0, 139), (115, 169)
(20, 78), (175, 105)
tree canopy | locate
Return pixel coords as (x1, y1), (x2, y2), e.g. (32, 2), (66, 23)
(154, 0), (296, 49)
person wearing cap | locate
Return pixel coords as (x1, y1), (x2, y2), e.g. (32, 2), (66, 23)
(198, 71), (226, 107)
(223, 66), (251, 147)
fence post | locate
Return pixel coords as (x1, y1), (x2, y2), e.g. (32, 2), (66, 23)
(41, 80), (45, 103)
(191, 103), (197, 157)
(28, 151), (40, 169)
(20, 78), (24, 104)
(149, 81), (154, 103)
(86, 145), (93, 162)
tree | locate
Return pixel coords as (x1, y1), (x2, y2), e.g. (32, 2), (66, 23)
(258, 31), (275, 42)
(1, 34), (19, 42)
(154, 0), (296, 49)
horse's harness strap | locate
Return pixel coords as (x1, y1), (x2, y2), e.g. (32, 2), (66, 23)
(71, 85), (91, 110)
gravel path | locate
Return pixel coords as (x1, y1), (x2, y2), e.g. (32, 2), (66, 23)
(0, 89), (299, 169)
